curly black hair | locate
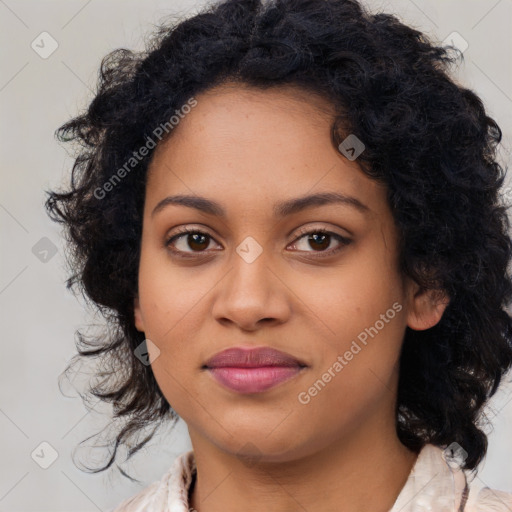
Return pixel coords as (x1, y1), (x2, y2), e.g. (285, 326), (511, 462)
(45, 0), (512, 481)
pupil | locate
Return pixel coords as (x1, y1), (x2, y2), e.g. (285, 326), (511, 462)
(190, 233), (208, 250)
(310, 233), (329, 250)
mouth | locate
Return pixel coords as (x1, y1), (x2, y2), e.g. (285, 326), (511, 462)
(203, 346), (308, 394)
(206, 366), (305, 393)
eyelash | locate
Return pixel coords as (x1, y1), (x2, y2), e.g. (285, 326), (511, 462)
(164, 226), (352, 260)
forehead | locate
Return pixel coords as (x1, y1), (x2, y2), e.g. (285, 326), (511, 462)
(144, 83), (385, 217)
(151, 83), (338, 160)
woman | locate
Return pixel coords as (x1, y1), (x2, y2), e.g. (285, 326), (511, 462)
(45, 0), (512, 510)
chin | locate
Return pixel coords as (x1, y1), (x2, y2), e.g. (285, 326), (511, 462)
(214, 431), (315, 464)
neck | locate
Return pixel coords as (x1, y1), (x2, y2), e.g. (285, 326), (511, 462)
(188, 418), (418, 512)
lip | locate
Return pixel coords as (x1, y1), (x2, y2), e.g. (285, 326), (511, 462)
(204, 346), (308, 394)
(204, 346), (307, 368)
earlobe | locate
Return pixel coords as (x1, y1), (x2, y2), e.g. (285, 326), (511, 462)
(134, 296), (145, 332)
(406, 282), (450, 331)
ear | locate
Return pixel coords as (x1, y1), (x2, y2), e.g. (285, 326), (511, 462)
(134, 296), (145, 332)
(405, 279), (450, 331)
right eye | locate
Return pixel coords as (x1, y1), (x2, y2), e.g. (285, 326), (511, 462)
(165, 228), (221, 258)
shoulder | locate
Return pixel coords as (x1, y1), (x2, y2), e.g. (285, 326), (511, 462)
(390, 443), (512, 512)
(464, 474), (512, 512)
(107, 450), (196, 512)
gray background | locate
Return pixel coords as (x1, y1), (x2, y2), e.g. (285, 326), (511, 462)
(1, 0), (511, 510)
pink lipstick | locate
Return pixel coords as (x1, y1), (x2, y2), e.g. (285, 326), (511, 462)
(204, 346), (307, 394)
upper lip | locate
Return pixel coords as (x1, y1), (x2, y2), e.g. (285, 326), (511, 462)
(204, 346), (308, 368)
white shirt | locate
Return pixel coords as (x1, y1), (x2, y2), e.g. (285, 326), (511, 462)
(109, 443), (512, 511)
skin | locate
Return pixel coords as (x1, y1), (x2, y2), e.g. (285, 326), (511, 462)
(133, 82), (449, 512)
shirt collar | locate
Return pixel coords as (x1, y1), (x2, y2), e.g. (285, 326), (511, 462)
(389, 444), (468, 511)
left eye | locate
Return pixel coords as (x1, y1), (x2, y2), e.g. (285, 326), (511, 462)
(165, 227), (351, 258)
(290, 228), (352, 255)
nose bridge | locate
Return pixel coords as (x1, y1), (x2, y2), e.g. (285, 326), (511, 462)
(212, 233), (290, 326)
(230, 234), (274, 298)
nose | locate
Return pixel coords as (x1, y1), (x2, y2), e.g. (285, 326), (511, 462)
(211, 244), (291, 331)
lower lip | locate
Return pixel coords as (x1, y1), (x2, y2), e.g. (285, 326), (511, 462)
(207, 366), (304, 393)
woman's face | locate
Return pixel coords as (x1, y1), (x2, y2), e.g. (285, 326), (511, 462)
(134, 83), (447, 462)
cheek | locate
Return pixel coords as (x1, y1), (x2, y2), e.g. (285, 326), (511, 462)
(137, 254), (208, 338)
(292, 256), (403, 344)
(292, 261), (406, 403)
(293, 316), (405, 445)
(146, 316), (204, 420)
(137, 268), (208, 395)
(291, 366), (389, 452)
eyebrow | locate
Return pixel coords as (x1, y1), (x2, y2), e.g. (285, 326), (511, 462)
(151, 191), (371, 219)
